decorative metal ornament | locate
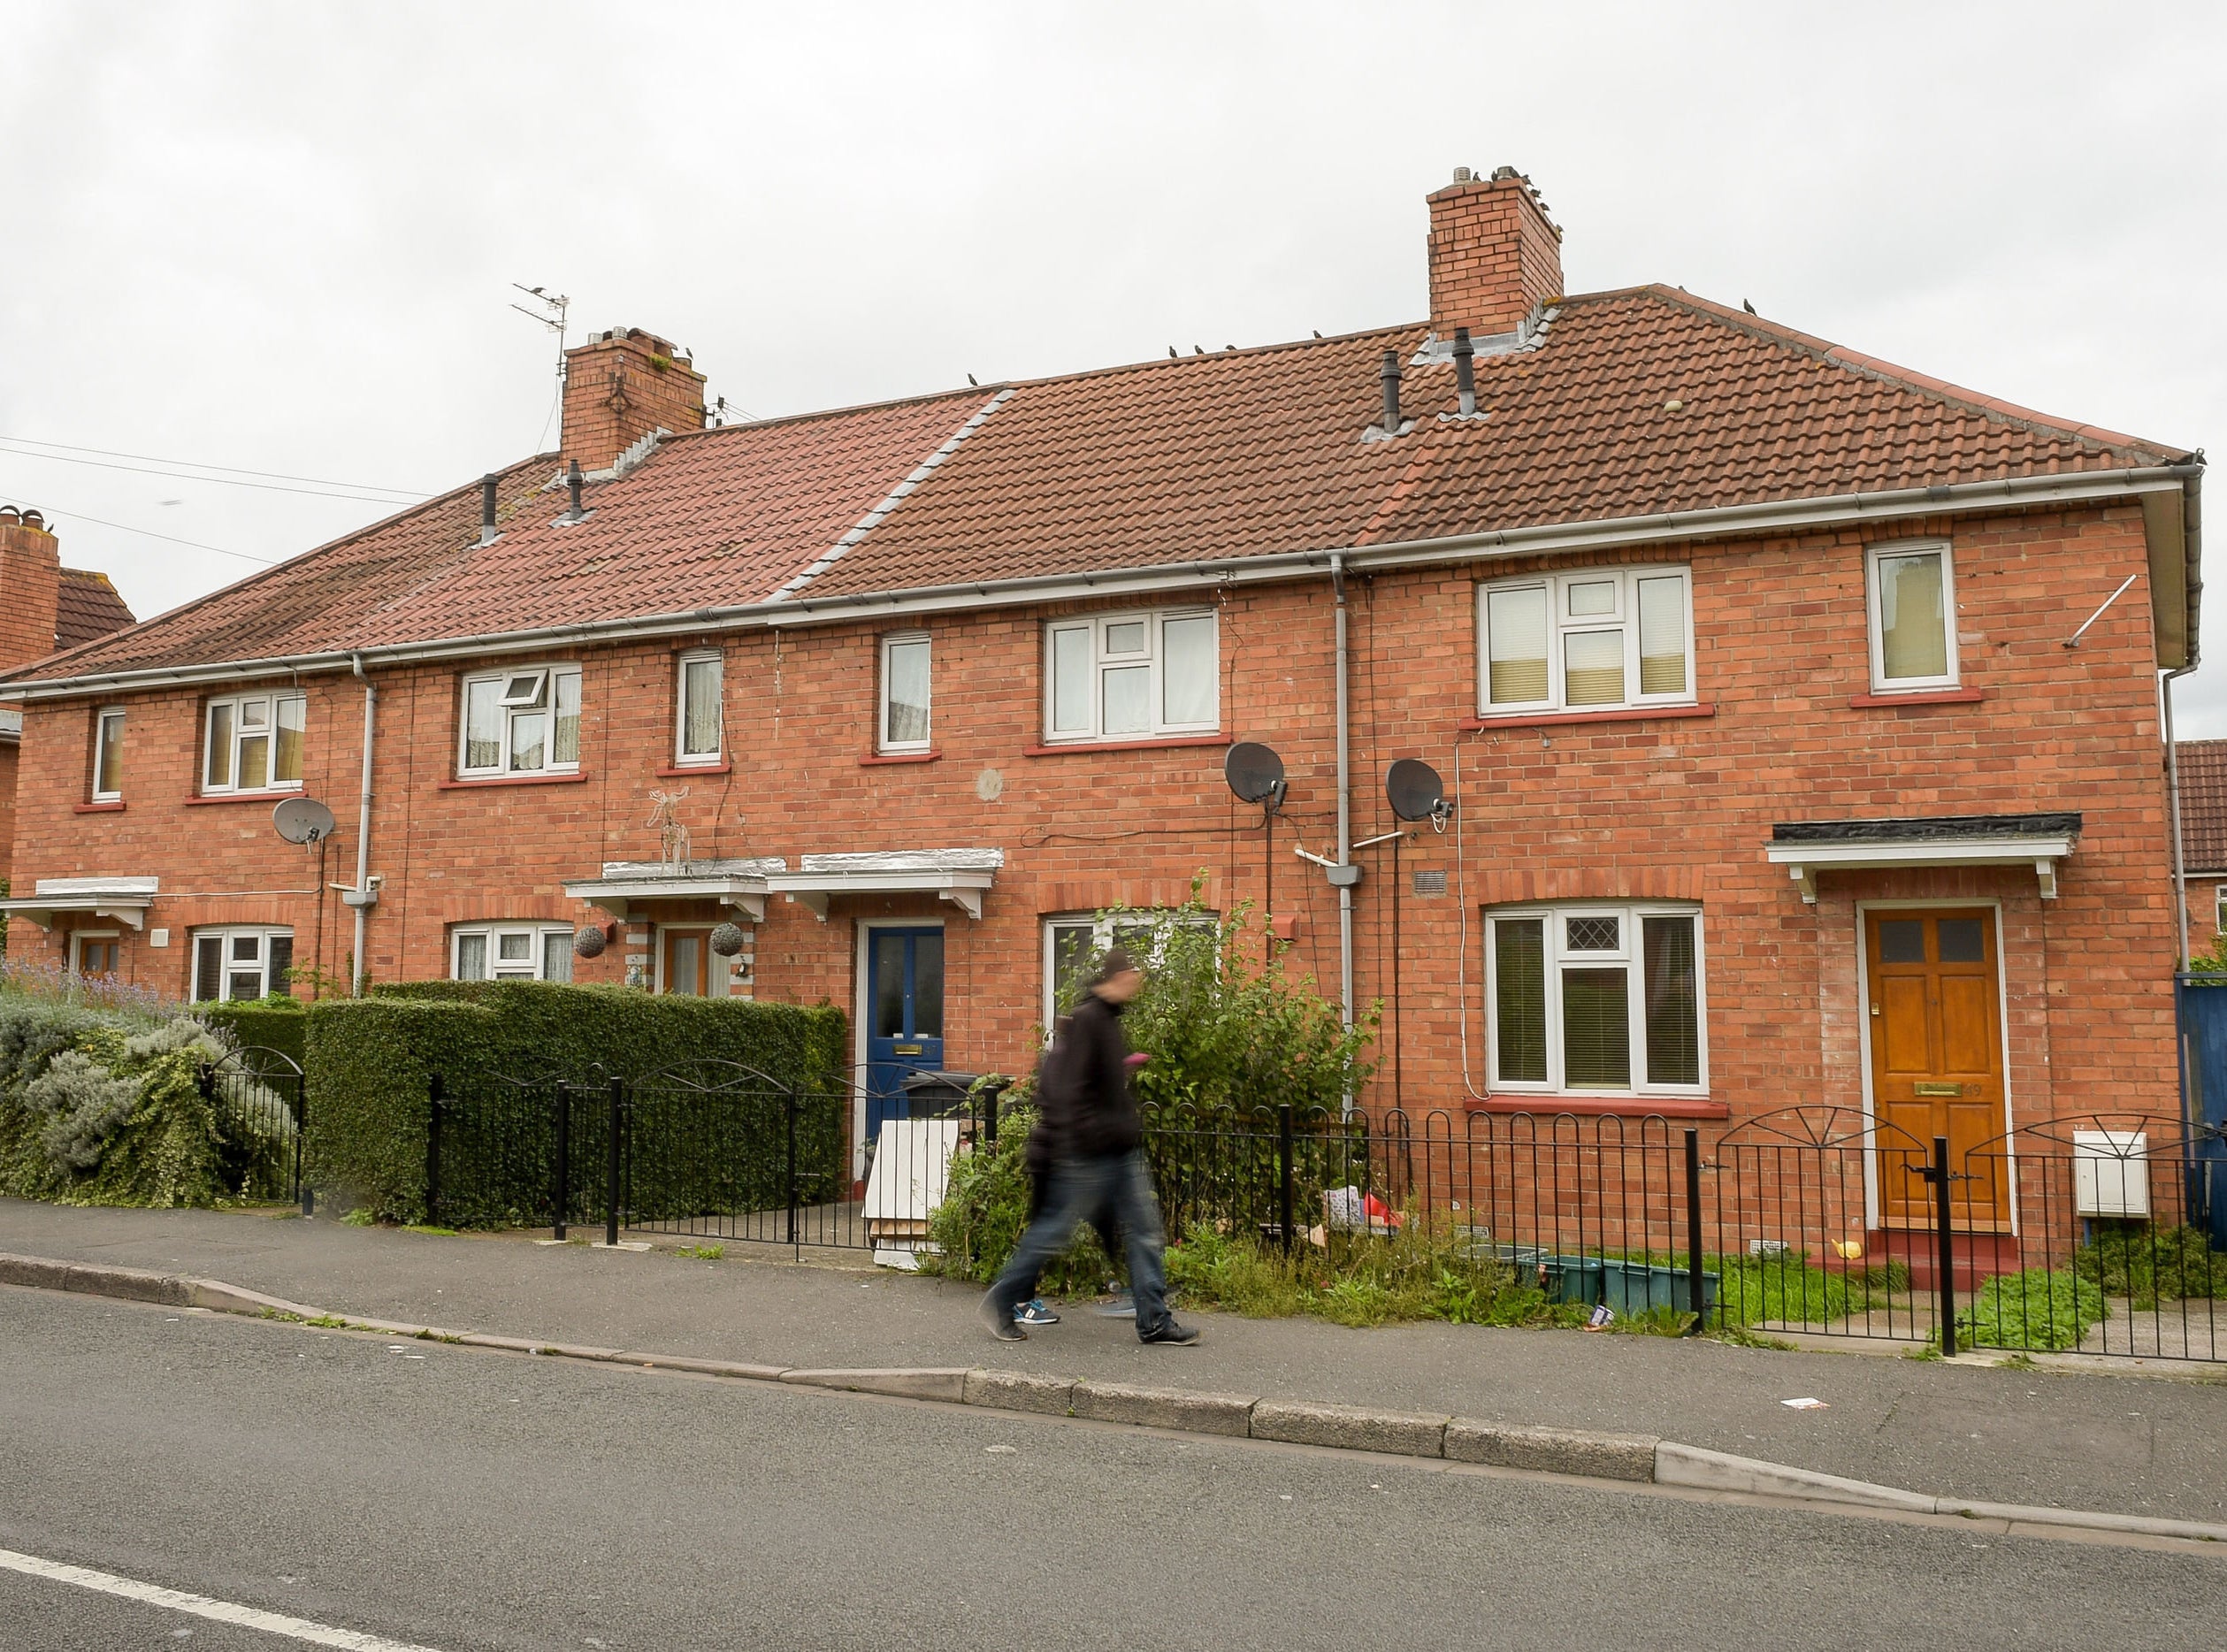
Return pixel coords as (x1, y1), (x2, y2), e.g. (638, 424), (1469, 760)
(572, 925), (608, 959)
(709, 922), (747, 958)
(647, 788), (693, 873)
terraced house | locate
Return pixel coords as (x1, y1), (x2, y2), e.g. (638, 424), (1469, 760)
(0, 169), (2202, 1240)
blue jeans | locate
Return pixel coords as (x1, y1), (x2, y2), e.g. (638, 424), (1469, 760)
(986, 1149), (1172, 1336)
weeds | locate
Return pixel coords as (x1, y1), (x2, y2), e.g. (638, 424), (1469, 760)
(1958, 1267), (2103, 1353)
(675, 1243), (725, 1261)
(402, 1224), (458, 1237)
(2076, 1224), (2226, 1306)
(340, 1207), (377, 1227)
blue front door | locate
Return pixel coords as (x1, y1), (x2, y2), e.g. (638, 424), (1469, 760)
(865, 927), (945, 1143)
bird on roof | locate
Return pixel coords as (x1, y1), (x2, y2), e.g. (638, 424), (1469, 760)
(1742, 299), (1757, 315)
(1192, 345), (1204, 356)
(967, 373), (978, 386)
(1167, 347), (1177, 358)
(1312, 330), (1322, 339)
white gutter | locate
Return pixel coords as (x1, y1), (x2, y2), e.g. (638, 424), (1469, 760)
(0, 465), (2197, 704)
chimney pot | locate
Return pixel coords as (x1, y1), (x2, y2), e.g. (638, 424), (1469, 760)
(1452, 166), (1473, 184)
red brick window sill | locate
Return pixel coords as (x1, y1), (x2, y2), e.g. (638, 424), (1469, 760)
(1464, 1094), (1729, 1120)
(1847, 687), (1984, 708)
(184, 790), (307, 807)
(860, 750), (942, 766)
(437, 770), (591, 791)
(74, 800), (126, 815)
(1023, 732), (1230, 757)
(656, 761), (731, 777)
(1461, 704), (1716, 732)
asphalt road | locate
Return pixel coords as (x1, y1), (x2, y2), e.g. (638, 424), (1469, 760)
(2, 1287), (2221, 1652)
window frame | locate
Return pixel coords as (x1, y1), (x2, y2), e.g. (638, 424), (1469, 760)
(69, 929), (122, 979)
(1040, 608), (1221, 745)
(200, 691), (308, 796)
(450, 922), (576, 983)
(90, 707), (126, 801)
(190, 926), (295, 1003)
(1482, 902), (1708, 1097)
(878, 631), (933, 754)
(456, 662), (583, 778)
(673, 650), (724, 767)
(1041, 908), (1217, 1026)
(1475, 565), (1695, 717)
(1863, 539), (1960, 693)
(2215, 883), (2227, 937)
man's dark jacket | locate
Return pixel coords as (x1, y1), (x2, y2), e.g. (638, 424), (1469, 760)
(1034, 991), (1142, 1162)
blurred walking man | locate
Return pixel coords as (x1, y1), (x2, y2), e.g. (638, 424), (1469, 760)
(980, 948), (1197, 1345)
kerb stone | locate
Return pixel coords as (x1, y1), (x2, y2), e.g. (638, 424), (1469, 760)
(1070, 1380), (1255, 1436)
(1250, 1399), (1449, 1457)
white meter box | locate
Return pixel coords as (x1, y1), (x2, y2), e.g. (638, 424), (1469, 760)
(2071, 1129), (2150, 1219)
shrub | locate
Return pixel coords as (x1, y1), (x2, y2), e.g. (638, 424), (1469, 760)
(923, 1101), (1113, 1294)
(2077, 1222), (2226, 1304)
(1958, 1266), (2105, 1352)
(197, 995), (308, 1072)
(306, 983), (847, 1226)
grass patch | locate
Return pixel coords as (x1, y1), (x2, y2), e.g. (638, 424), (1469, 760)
(1957, 1267), (2103, 1353)
(402, 1223), (458, 1237)
(1711, 1323), (1799, 1351)
(675, 1243), (725, 1261)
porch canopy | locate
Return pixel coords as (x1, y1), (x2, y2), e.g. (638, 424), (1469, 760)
(0, 876), (160, 930)
(561, 858), (785, 922)
(1766, 813), (2081, 903)
(768, 849), (1003, 921)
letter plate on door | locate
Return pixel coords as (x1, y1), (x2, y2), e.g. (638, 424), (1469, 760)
(1913, 1082), (1964, 1097)
(894, 1044), (924, 1057)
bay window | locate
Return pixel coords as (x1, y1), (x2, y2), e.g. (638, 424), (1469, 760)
(203, 692), (306, 793)
(1044, 608), (1218, 743)
(460, 665), (581, 777)
(1486, 905), (1704, 1094)
(1479, 567), (1693, 715)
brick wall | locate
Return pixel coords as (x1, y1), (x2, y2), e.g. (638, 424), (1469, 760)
(11, 501), (2177, 1140)
(0, 514), (62, 674)
(1426, 169), (1563, 339)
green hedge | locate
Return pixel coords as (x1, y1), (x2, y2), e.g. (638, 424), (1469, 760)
(197, 997), (308, 1072)
(307, 983), (847, 1225)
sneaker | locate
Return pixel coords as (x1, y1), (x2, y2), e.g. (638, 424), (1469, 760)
(1092, 1291), (1136, 1319)
(1138, 1319), (1200, 1346)
(1014, 1297), (1060, 1327)
(979, 1296), (1028, 1342)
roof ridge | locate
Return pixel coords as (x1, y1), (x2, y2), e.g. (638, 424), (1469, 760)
(1629, 285), (2185, 461)
(662, 385), (1000, 445)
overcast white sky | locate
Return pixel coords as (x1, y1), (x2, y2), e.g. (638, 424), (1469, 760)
(6, 3), (2224, 721)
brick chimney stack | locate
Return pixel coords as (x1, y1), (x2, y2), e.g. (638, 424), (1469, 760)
(1427, 166), (1564, 341)
(559, 328), (708, 471)
(0, 508), (62, 672)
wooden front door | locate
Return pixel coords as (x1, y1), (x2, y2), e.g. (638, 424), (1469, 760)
(1866, 908), (2010, 1229)
(661, 928), (714, 997)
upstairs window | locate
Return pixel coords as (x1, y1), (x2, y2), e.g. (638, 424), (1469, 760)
(675, 652), (723, 766)
(461, 665), (581, 777)
(1044, 608), (1218, 743)
(880, 633), (932, 753)
(192, 927), (294, 1002)
(1485, 905), (1705, 1094)
(1866, 541), (1957, 691)
(453, 923), (574, 983)
(91, 707), (125, 801)
(203, 692), (305, 794)
(1479, 567), (1693, 715)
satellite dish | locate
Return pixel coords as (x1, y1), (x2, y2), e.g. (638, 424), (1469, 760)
(1385, 759), (1446, 822)
(272, 797), (337, 845)
(1224, 742), (1287, 807)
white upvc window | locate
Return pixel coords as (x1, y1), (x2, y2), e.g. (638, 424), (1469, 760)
(675, 651), (723, 766)
(1043, 608), (1219, 743)
(880, 632), (932, 753)
(1484, 904), (1706, 1095)
(1865, 540), (1958, 692)
(1478, 566), (1694, 715)
(452, 923), (575, 983)
(1041, 908), (1217, 1025)
(91, 707), (126, 801)
(192, 927), (295, 1002)
(459, 664), (581, 777)
(203, 692), (306, 794)
(2215, 883), (2227, 937)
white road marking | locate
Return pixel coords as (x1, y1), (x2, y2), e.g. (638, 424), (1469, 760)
(0, 1548), (444, 1651)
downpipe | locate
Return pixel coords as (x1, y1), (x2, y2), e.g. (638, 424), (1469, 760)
(346, 653), (378, 996)
(1331, 554), (1356, 1115)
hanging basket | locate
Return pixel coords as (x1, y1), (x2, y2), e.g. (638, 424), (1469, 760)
(709, 922), (748, 958)
(572, 925), (608, 959)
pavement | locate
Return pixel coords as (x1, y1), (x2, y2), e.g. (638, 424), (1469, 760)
(4, 1197), (2226, 1527)
(4, 1286), (2223, 1652)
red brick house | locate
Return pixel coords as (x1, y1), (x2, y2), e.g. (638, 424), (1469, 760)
(0, 509), (135, 893)
(0, 169), (2203, 1234)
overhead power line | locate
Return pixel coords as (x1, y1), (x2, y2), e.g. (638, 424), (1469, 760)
(0, 497), (279, 566)
(0, 441), (426, 505)
(0, 434), (432, 496)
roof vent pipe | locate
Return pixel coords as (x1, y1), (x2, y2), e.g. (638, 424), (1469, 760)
(478, 474), (499, 547)
(564, 458), (585, 523)
(1452, 327), (1476, 417)
(1380, 350), (1402, 434)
